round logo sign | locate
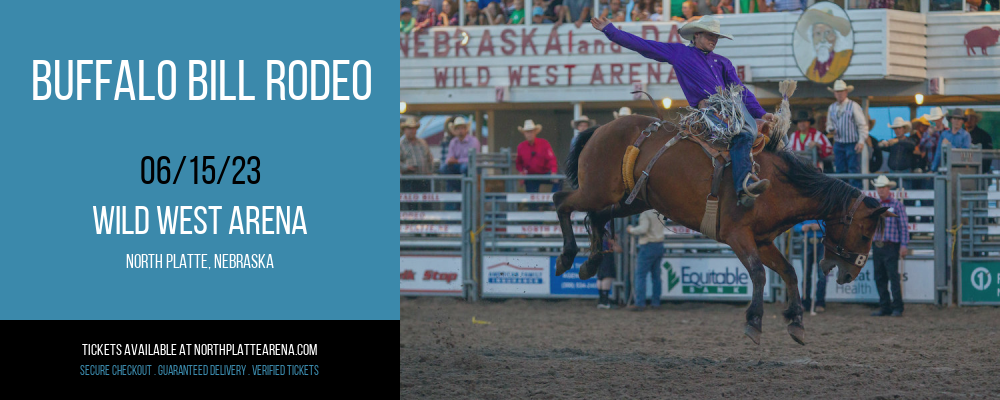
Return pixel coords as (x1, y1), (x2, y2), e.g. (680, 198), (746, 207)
(971, 267), (992, 291)
(792, 3), (855, 84)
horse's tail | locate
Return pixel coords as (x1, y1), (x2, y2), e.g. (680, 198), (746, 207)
(565, 125), (599, 189)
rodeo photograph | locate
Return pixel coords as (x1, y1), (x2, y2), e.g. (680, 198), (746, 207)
(399, 0), (1000, 397)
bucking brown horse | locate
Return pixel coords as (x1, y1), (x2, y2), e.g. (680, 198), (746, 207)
(553, 115), (894, 345)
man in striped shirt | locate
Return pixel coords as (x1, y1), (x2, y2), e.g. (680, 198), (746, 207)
(870, 175), (908, 317)
(825, 80), (869, 189)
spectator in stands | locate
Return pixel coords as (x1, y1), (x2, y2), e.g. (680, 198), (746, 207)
(795, 219), (827, 313)
(825, 80), (869, 188)
(482, 0), (507, 24)
(465, 1), (489, 25)
(401, 8), (416, 34)
(789, 110), (832, 170)
(507, 0), (526, 24)
(868, 0), (895, 8)
(715, 0), (735, 13)
(516, 119), (559, 193)
(401, 117), (434, 210)
(880, 117), (918, 187)
(930, 108), (973, 172)
(614, 107), (631, 119)
(597, 221), (622, 309)
(438, 0), (459, 25)
(442, 116), (479, 193)
(918, 110), (944, 173)
(532, 0), (549, 23)
(542, 0), (564, 26)
(562, 0), (592, 28)
(866, 122), (884, 172)
(602, 0), (627, 21)
(671, 1), (701, 23)
(626, 209), (665, 311)
(630, 3), (649, 21)
(649, 2), (664, 21)
(870, 175), (908, 317)
(965, 108), (994, 172)
(413, 0), (437, 33)
(910, 116), (929, 172)
(766, 0), (805, 11)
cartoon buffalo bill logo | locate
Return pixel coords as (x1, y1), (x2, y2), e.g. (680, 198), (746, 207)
(965, 26), (1000, 56)
(792, 3), (855, 84)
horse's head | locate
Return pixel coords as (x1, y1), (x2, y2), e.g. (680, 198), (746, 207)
(820, 196), (896, 284)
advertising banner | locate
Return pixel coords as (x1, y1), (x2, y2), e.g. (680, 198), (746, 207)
(961, 261), (1000, 305)
(793, 259), (936, 303)
(656, 258), (770, 301)
(549, 256), (599, 297)
(400, 256), (463, 296)
(482, 256), (550, 296)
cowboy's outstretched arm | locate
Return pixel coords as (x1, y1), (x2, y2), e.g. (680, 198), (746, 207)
(596, 21), (680, 64)
(721, 59), (766, 119)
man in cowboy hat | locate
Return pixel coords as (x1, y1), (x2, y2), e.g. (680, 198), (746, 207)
(442, 116), (480, 195)
(613, 107), (632, 119)
(516, 119), (560, 194)
(870, 175), (908, 317)
(825, 80), (869, 188)
(401, 117), (434, 210)
(789, 110), (832, 169)
(930, 108), (973, 172)
(964, 108), (994, 172)
(571, 115), (596, 132)
(917, 107), (947, 173)
(592, 15), (774, 204)
(879, 117), (918, 185)
(797, 6), (854, 84)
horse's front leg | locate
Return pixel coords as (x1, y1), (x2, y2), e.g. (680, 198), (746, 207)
(727, 231), (766, 345)
(759, 243), (806, 346)
(554, 191), (580, 276)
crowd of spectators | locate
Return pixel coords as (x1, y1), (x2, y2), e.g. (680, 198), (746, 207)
(401, 0), (991, 31)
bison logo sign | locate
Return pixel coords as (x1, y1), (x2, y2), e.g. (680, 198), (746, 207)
(965, 26), (1000, 56)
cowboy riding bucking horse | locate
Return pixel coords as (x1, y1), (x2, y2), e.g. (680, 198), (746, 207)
(593, 15), (772, 205)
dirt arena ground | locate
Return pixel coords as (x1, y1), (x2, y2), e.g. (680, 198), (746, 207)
(400, 297), (1000, 399)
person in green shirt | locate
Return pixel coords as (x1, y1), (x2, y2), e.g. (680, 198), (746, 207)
(508, 0), (525, 24)
(400, 8), (415, 33)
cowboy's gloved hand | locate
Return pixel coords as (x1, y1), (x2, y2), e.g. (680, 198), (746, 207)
(879, 140), (888, 148)
(854, 142), (864, 153)
(761, 113), (775, 122)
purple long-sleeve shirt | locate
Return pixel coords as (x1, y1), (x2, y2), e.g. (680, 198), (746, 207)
(601, 23), (766, 119)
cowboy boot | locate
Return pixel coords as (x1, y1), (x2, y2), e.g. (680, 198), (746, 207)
(738, 178), (770, 207)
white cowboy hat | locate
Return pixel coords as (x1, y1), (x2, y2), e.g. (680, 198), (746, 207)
(450, 116), (470, 127)
(826, 80), (854, 93)
(678, 16), (733, 41)
(795, 6), (852, 40)
(613, 107), (632, 119)
(569, 116), (594, 129)
(870, 175), (897, 188)
(400, 116), (421, 128)
(519, 119), (542, 132)
(887, 116), (911, 129)
(922, 107), (945, 121)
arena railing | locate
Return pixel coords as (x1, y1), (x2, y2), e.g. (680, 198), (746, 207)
(955, 173), (1000, 306)
(400, 174), (475, 298)
(475, 173), (631, 300)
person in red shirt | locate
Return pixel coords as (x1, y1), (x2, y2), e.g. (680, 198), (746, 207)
(788, 110), (832, 170)
(516, 119), (559, 194)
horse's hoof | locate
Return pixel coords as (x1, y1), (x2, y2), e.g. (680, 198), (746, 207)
(787, 322), (806, 346)
(578, 259), (598, 280)
(744, 324), (761, 345)
(555, 255), (571, 276)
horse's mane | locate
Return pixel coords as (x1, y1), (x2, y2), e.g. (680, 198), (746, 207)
(774, 150), (882, 222)
(565, 125), (599, 189)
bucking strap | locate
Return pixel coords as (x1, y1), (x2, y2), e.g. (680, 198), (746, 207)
(625, 134), (683, 205)
(622, 121), (663, 192)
